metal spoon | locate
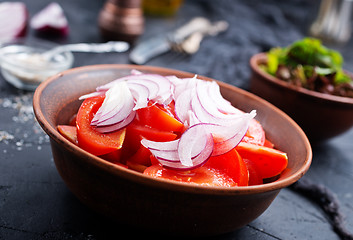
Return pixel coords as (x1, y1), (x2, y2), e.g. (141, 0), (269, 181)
(41, 41), (129, 60)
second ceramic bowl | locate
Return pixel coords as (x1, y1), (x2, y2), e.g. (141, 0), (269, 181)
(250, 53), (353, 143)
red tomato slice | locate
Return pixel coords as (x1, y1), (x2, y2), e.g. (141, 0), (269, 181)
(126, 144), (152, 166)
(126, 160), (148, 173)
(143, 164), (237, 187)
(57, 125), (77, 144)
(263, 139), (274, 148)
(242, 119), (265, 146)
(236, 142), (288, 179)
(100, 150), (122, 164)
(135, 103), (184, 133)
(205, 149), (249, 186)
(76, 96), (126, 156)
(243, 158), (263, 186)
(68, 114), (77, 126)
(126, 123), (178, 142)
(150, 155), (160, 165)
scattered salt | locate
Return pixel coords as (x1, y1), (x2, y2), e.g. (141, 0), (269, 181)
(0, 130), (14, 142)
(0, 92), (49, 151)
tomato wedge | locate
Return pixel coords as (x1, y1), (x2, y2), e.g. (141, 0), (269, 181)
(144, 164), (237, 187)
(135, 103), (184, 133)
(242, 119), (265, 146)
(126, 123), (178, 142)
(144, 148), (249, 187)
(236, 142), (288, 179)
(205, 148), (249, 186)
(126, 143), (152, 166)
(243, 158), (263, 185)
(100, 150), (122, 164)
(76, 96), (126, 156)
(57, 125), (77, 144)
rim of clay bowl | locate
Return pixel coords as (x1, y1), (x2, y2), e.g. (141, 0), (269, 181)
(33, 64), (312, 196)
(250, 53), (353, 106)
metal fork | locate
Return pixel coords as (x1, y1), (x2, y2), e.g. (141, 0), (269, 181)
(170, 20), (229, 54)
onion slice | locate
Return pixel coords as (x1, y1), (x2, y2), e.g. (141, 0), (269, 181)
(141, 126), (214, 170)
(127, 82), (150, 110)
(174, 88), (194, 123)
(211, 110), (256, 156)
(91, 81), (135, 131)
(97, 73), (173, 106)
(79, 71), (257, 170)
(0, 2), (28, 42)
(177, 123), (214, 167)
(30, 2), (69, 36)
(79, 91), (105, 100)
(94, 111), (136, 133)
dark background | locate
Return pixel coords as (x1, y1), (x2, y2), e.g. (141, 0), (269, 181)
(1, 0), (353, 239)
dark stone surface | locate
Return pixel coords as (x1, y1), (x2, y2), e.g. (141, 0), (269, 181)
(1, 0), (352, 239)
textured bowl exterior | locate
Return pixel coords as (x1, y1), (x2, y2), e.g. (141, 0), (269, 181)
(33, 65), (312, 236)
(250, 53), (353, 143)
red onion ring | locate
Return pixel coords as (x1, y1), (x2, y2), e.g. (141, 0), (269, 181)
(30, 2), (69, 36)
(94, 111), (136, 133)
(91, 81), (134, 130)
(177, 123), (214, 167)
(79, 71), (257, 169)
(0, 2), (28, 42)
(126, 82), (149, 110)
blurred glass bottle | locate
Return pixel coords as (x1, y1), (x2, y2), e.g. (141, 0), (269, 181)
(142, 0), (184, 17)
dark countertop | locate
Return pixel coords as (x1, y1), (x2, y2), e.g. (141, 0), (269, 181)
(1, 0), (353, 239)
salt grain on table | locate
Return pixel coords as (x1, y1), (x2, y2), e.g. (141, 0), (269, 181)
(0, 92), (49, 151)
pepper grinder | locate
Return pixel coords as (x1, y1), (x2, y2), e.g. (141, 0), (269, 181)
(98, 0), (144, 43)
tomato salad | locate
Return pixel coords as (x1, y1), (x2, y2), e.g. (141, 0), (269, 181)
(58, 71), (288, 187)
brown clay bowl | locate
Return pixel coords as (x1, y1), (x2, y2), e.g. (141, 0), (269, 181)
(33, 64), (312, 236)
(250, 53), (353, 144)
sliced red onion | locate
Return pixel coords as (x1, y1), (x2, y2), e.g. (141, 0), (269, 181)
(211, 110), (256, 156)
(172, 76), (198, 100)
(131, 69), (143, 75)
(174, 88), (194, 123)
(96, 98), (134, 126)
(141, 123), (214, 169)
(30, 2), (69, 36)
(142, 110), (255, 168)
(0, 2), (28, 42)
(91, 82), (131, 124)
(79, 71), (258, 170)
(127, 79), (159, 102)
(177, 123), (214, 167)
(97, 73), (173, 106)
(127, 82), (150, 110)
(192, 92), (240, 125)
(141, 139), (180, 161)
(141, 133), (213, 170)
(148, 149), (180, 162)
(156, 134), (213, 170)
(94, 111), (136, 133)
(187, 110), (201, 127)
(79, 91), (105, 100)
(207, 81), (241, 114)
(196, 81), (239, 118)
(156, 142), (213, 170)
(141, 138), (179, 151)
(91, 81), (135, 131)
(192, 81), (242, 125)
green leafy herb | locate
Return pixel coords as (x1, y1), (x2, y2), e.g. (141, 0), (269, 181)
(262, 37), (353, 97)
